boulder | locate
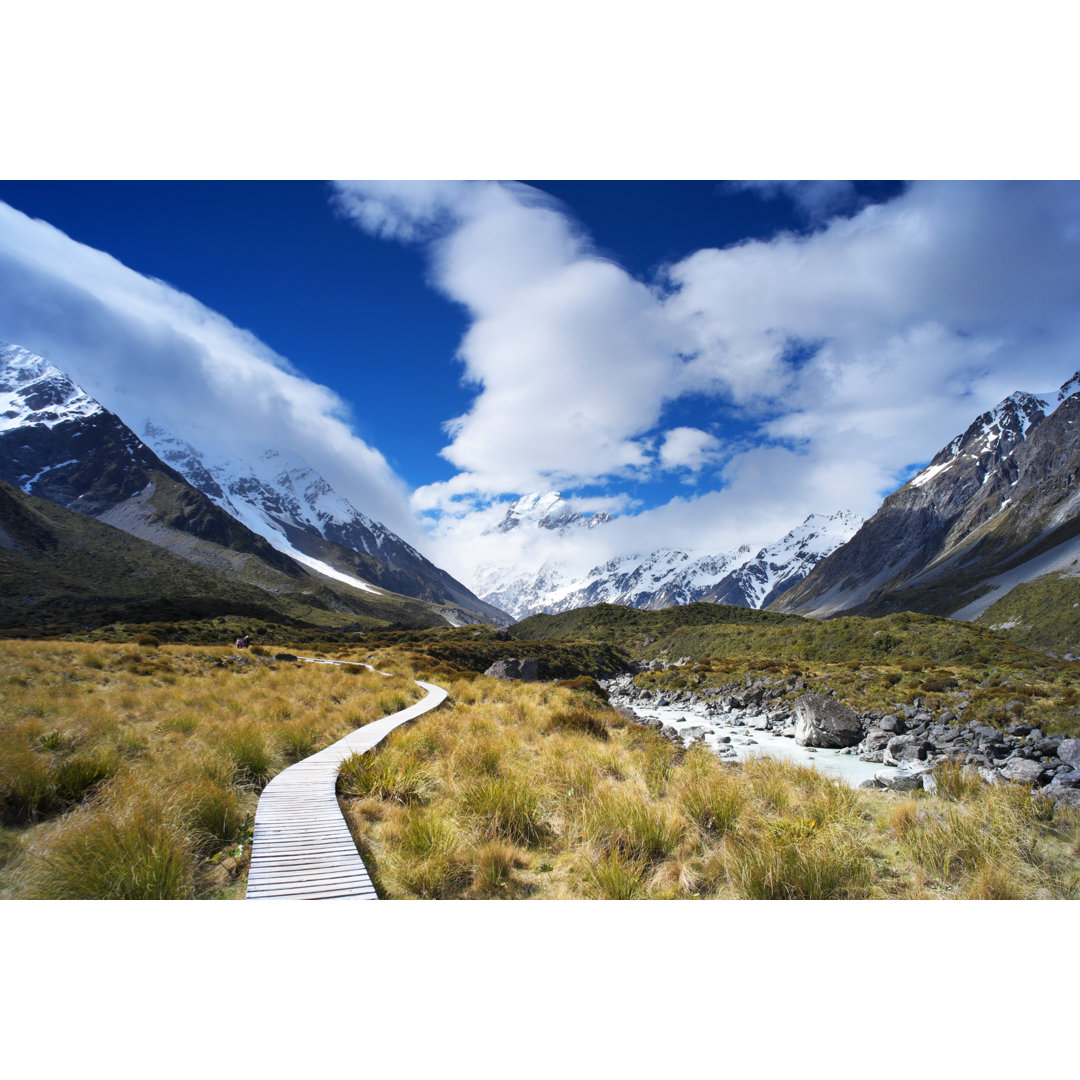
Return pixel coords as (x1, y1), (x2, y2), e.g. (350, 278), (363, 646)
(484, 658), (539, 682)
(1048, 767), (1080, 789)
(793, 693), (863, 748)
(1041, 786), (1080, 809)
(1000, 758), (1049, 786)
(883, 734), (931, 767)
(875, 769), (924, 791)
(863, 730), (894, 752)
(1057, 738), (1080, 768)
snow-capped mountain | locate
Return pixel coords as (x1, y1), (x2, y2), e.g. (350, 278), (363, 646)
(475, 505), (860, 620)
(0, 341), (509, 626)
(775, 377), (1080, 619)
(143, 425), (509, 624)
(487, 491), (612, 534)
(0, 342), (299, 574)
(702, 511), (863, 609)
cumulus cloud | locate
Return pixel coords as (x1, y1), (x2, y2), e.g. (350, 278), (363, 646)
(658, 426), (724, 474)
(334, 180), (1080, 586)
(335, 180), (695, 509)
(0, 201), (418, 540)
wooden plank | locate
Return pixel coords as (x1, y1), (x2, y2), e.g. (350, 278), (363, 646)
(246, 663), (446, 900)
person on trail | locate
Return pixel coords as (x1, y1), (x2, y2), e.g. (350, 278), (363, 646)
(236, 637), (244, 649)
(242, 634), (251, 649)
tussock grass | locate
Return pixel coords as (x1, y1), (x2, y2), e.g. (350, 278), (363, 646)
(338, 671), (1080, 899)
(463, 776), (548, 845)
(0, 640), (423, 899)
(28, 806), (195, 900)
(339, 753), (434, 805)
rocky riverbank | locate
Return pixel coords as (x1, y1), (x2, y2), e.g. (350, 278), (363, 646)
(600, 670), (1080, 804)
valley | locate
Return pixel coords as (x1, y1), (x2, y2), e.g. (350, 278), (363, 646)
(4, 338), (1080, 901)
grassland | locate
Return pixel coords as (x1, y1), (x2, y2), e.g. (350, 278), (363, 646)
(4, 613), (1079, 900)
(0, 639), (422, 898)
(338, 674), (1080, 899)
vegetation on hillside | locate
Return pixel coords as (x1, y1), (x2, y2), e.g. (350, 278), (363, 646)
(514, 604), (1080, 738)
(0, 479), (466, 637)
(975, 570), (1080, 653)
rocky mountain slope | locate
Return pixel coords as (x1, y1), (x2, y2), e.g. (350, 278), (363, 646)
(476, 493), (859, 620)
(0, 343), (299, 575)
(774, 375), (1080, 619)
(142, 426), (509, 625)
(0, 342), (506, 628)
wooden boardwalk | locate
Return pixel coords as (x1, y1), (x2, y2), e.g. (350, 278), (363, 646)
(246, 660), (447, 900)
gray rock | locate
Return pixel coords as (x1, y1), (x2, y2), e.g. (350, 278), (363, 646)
(922, 771), (938, 793)
(999, 758), (1049, 785)
(793, 693), (863, 748)
(883, 734), (931, 767)
(1031, 738), (1061, 758)
(859, 751), (886, 763)
(858, 778), (882, 789)
(876, 769), (924, 791)
(1041, 786), (1080, 808)
(863, 730), (894, 752)
(1057, 738), (1080, 768)
(978, 767), (1005, 786)
(1048, 767), (1080, 789)
(877, 714), (905, 734)
(484, 658), (539, 682)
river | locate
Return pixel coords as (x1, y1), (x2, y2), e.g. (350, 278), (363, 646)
(614, 697), (901, 788)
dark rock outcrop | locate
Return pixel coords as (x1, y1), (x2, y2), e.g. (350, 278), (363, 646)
(793, 693), (863, 748)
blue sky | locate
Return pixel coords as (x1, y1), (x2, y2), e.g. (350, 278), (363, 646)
(2, 180), (1080, 583)
(0, 179), (902, 501)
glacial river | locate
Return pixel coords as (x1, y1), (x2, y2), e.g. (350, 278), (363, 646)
(619, 699), (901, 788)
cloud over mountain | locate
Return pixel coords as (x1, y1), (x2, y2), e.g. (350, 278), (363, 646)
(0, 201), (417, 541)
(334, 180), (1080, 581)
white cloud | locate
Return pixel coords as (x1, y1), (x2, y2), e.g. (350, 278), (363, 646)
(658, 426), (723, 473)
(335, 180), (1080, 590)
(0, 201), (418, 541)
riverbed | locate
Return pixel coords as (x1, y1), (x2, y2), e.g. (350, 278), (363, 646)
(618, 698), (900, 787)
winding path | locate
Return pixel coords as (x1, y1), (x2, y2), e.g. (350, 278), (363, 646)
(245, 659), (447, 900)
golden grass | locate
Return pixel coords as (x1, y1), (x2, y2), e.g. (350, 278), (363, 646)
(0, 640), (422, 899)
(337, 673), (1080, 900)
(5, 639), (1078, 901)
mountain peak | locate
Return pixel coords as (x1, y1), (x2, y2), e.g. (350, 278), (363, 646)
(1057, 371), (1080, 403)
(488, 491), (610, 535)
(1, 342), (104, 434)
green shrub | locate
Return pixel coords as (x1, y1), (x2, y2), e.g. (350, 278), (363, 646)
(219, 728), (277, 789)
(582, 848), (646, 899)
(0, 748), (57, 824)
(183, 781), (248, 853)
